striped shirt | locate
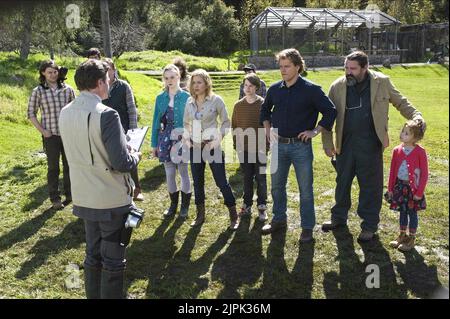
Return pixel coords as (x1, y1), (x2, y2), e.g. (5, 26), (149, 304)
(108, 78), (138, 130)
(231, 95), (265, 153)
(27, 83), (76, 136)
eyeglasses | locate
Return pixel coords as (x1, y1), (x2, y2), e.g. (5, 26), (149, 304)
(345, 97), (363, 110)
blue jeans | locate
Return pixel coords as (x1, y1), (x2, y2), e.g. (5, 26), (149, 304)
(400, 210), (419, 233)
(270, 141), (315, 229)
(190, 147), (236, 207)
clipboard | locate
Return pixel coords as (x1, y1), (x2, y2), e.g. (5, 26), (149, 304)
(126, 126), (149, 152)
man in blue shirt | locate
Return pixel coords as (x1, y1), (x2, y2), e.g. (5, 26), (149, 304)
(260, 48), (336, 242)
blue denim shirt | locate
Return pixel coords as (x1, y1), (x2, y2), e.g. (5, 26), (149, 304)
(151, 89), (190, 148)
(260, 76), (336, 138)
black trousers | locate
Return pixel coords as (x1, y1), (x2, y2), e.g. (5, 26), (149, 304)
(43, 135), (70, 202)
(83, 212), (128, 271)
(331, 137), (383, 232)
(130, 167), (140, 189)
(238, 151), (267, 207)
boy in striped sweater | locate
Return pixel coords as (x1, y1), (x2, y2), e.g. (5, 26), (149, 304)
(232, 73), (268, 222)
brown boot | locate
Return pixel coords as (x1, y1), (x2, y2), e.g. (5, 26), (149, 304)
(191, 204), (205, 227)
(389, 232), (408, 248)
(398, 235), (416, 252)
(228, 206), (240, 231)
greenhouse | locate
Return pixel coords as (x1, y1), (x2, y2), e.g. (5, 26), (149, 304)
(249, 7), (401, 61)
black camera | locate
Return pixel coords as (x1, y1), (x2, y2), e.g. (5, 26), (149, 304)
(125, 207), (144, 228)
(120, 207), (144, 247)
(58, 66), (68, 82)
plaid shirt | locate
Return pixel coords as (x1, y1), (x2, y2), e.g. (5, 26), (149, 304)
(27, 83), (76, 136)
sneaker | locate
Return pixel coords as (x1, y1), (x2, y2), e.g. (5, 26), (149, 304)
(51, 199), (64, 210)
(321, 220), (346, 232)
(389, 232), (408, 248)
(133, 188), (144, 201)
(239, 204), (252, 217)
(398, 235), (415, 252)
(63, 196), (72, 206)
(257, 204), (268, 222)
(261, 220), (287, 235)
(357, 230), (375, 242)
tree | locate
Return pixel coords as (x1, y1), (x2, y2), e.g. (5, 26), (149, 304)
(100, 0), (112, 57)
(198, 0), (241, 56)
(20, 0), (33, 60)
(111, 20), (146, 57)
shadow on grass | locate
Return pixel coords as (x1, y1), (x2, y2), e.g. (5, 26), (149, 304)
(21, 184), (48, 212)
(21, 178), (71, 213)
(260, 228), (315, 298)
(395, 249), (445, 298)
(252, 228), (290, 297)
(0, 208), (56, 252)
(323, 226), (408, 298)
(228, 165), (243, 200)
(15, 218), (84, 279)
(211, 216), (264, 298)
(126, 216), (233, 298)
(0, 160), (50, 212)
(125, 216), (177, 297)
(140, 164), (166, 192)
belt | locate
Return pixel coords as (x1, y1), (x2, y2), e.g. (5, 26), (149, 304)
(278, 136), (305, 144)
(190, 139), (212, 148)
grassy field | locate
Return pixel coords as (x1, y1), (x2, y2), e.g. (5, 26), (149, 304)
(0, 53), (448, 298)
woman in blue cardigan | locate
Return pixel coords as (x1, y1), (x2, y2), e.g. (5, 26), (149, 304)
(151, 64), (191, 218)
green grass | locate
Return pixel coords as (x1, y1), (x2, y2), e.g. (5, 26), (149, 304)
(115, 50), (238, 72)
(0, 57), (448, 299)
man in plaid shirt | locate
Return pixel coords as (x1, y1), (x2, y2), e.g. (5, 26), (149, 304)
(27, 60), (76, 209)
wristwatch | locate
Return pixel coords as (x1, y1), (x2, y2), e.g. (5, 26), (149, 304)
(313, 128), (319, 135)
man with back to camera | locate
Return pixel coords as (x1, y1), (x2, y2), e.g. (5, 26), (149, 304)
(321, 51), (425, 242)
(102, 57), (144, 201)
(59, 59), (141, 299)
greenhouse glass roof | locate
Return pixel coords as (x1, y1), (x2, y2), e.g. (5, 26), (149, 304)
(250, 7), (401, 30)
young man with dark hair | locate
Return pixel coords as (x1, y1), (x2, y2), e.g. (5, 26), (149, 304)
(27, 60), (76, 209)
(59, 59), (141, 299)
(260, 48), (336, 242)
(86, 47), (101, 60)
(238, 63), (267, 99)
(232, 73), (268, 222)
(321, 50), (426, 242)
(102, 58), (143, 201)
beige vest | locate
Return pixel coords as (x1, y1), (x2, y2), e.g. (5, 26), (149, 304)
(59, 92), (134, 209)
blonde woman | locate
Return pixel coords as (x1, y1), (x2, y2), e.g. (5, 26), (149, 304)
(183, 69), (239, 230)
(151, 64), (191, 218)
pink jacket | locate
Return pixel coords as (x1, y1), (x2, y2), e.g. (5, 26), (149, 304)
(388, 144), (428, 198)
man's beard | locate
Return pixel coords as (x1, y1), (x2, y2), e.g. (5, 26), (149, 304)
(346, 74), (357, 86)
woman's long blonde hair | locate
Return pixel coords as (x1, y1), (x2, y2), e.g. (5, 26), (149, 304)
(189, 69), (213, 99)
(162, 64), (181, 91)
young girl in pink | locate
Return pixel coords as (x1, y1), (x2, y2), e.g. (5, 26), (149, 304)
(386, 120), (428, 251)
